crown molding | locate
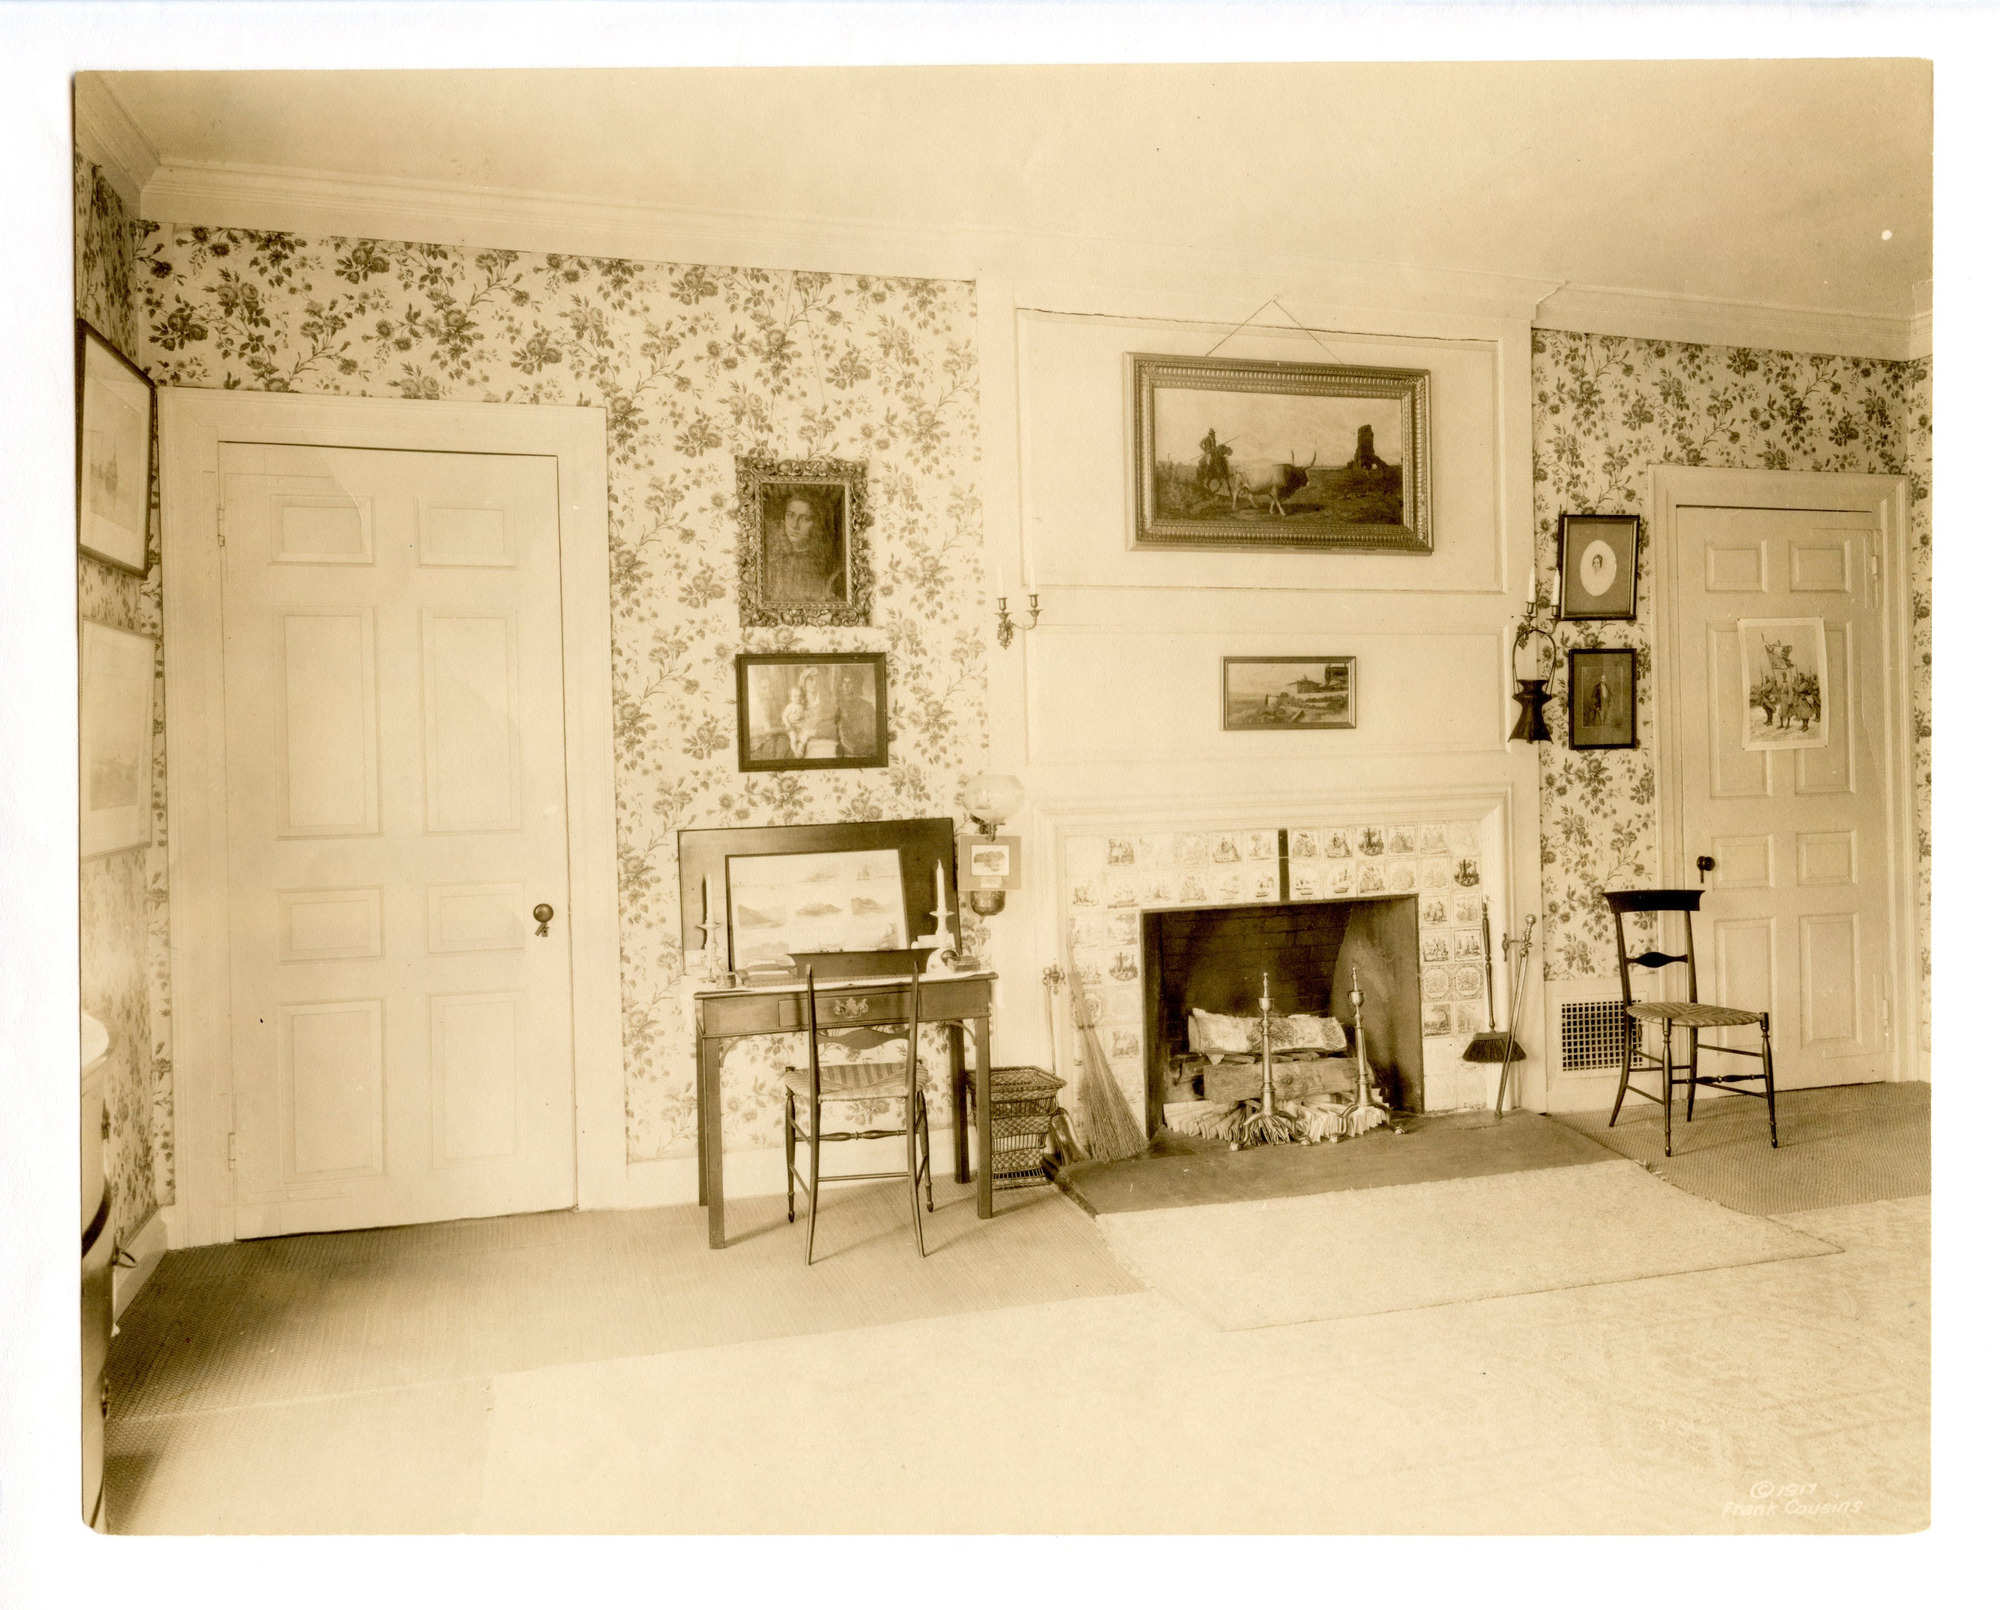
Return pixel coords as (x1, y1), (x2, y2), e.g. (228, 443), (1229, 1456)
(1536, 281), (1923, 364)
(72, 75), (158, 213)
(141, 157), (1926, 361)
(139, 159), (1559, 324)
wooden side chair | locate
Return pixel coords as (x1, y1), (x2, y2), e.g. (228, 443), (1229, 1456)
(783, 969), (934, 1265)
(1604, 889), (1778, 1157)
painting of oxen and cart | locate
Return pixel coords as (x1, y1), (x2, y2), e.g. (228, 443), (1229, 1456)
(1130, 353), (1431, 553)
(1222, 656), (1359, 731)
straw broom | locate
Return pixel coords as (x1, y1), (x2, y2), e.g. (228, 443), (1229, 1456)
(1049, 962), (1149, 1163)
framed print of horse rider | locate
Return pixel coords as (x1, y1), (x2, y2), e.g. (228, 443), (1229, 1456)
(1738, 617), (1829, 751)
(1556, 512), (1640, 621)
(736, 456), (874, 627)
(1129, 353), (1431, 554)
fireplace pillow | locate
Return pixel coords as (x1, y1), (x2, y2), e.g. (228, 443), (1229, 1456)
(1188, 1007), (1347, 1061)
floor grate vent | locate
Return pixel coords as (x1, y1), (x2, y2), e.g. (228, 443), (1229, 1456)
(1561, 998), (1631, 1070)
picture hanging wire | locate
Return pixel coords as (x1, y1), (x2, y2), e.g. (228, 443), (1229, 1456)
(1202, 296), (1362, 366)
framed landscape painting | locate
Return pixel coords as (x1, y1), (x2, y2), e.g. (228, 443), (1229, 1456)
(80, 619), (157, 857)
(1222, 656), (1358, 730)
(1131, 353), (1431, 553)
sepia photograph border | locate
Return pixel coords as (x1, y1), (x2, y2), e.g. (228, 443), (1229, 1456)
(735, 454), (874, 627)
(734, 650), (890, 772)
(1556, 512), (1641, 621)
(76, 319), (156, 576)
(1130, 352), (1432, 554)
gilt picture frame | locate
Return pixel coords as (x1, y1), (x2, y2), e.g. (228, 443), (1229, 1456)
(735, 456), (873, 627)
(1130, 353), (1431, 554)
(735, 651), (889, 771)
(76, 320), (156, 576)
(1221, 656), (1358, 730)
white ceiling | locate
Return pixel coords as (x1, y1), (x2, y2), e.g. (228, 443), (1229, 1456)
(93, 61), (1931, 321)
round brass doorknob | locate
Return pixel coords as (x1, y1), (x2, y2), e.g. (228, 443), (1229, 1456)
(533, 903), (555, 937)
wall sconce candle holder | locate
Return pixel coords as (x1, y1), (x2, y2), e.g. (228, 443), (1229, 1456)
(996, 594), (1040, 647)
(1510, 588), (1558, 744)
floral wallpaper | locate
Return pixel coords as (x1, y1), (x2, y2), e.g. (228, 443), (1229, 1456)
(76, 155), (174, 1247)
(131, 222), (988, 1161)
(1531, 332), (1931, 1043)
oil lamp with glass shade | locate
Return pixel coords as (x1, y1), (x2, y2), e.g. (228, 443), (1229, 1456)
(961, 773), (1026, 915)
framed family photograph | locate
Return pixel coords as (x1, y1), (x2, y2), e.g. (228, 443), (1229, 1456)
(735, 652), (889, 771)
(1567, 647), (1638, 750)
(1557, 513), (1640, 621)
(76, 320), (156, 575)
(80, 619), (158, 857)
(1739, 616), (1829, 751)
(1222, 656), (1358, 730)
(1130, 353), (1431, 554)
(735, 456), (873, 627)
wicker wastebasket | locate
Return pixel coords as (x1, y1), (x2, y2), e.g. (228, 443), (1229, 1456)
(967, 1066), (1065, 1190)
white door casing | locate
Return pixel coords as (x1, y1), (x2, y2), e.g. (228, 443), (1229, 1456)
(162, 393), (619, 1248)
(221, 445), (574, 1234)
(1649, 467), (1920, 1086)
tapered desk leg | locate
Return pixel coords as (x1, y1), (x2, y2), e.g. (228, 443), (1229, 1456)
(700, 1035), (725, 1248)
(974, 1011), (993, 1220)
(950, 1021), (971, 1185)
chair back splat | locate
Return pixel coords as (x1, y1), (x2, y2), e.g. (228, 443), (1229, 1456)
(1601, 888), (1778, 1158)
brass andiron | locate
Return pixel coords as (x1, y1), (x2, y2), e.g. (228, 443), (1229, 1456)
(1234, 971), (1300, 1148)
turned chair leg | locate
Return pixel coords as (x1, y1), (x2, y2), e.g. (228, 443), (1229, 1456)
(804, 1115), (822, 1267)
(1687, 1028), (1701, 1121)
(784, 1092), (798, 1224)
(1663, 1024), (1677, 1159)
(1609, 1017), (1636, 1130)
(1761, 1013), (1779, 1148)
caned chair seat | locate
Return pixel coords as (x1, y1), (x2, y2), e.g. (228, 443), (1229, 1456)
(781, 1061), (911, 1101)
(1627, 1001), (1766, 1029)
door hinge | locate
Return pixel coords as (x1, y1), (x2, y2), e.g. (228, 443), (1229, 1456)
(216, 506), (227, 549)
(227, 1132), (237, 1169)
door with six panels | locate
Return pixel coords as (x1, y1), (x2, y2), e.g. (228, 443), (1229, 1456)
(220, 443), (577, 1236)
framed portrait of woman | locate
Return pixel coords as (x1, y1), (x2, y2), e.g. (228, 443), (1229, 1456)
(735, 456), (874, 627)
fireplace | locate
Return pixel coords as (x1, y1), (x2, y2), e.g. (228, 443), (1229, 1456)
(1140, 895), (1424, 1134)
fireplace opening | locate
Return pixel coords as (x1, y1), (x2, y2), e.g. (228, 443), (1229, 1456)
(1140, 895), (1425, 1136)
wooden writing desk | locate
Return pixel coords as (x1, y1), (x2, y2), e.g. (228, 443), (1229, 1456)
(691, 969), (998, 1249)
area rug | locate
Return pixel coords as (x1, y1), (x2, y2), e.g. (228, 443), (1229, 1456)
(1064, 1110), (1616, 1215)
(1553, 1081), (1929, 1217)
(1092, 1159), (1835, 1330)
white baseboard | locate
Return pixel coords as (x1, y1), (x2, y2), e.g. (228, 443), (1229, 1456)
(590, 1124), (971, 1213)
(113, 1207), (170, 1320)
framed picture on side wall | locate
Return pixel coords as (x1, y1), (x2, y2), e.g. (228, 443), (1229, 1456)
(735, 456), (874, 627)
(1567, 647), (1638, 750)
(80, 620), (158, 857)
(77, 321), (156, 575)
(1556, 513), (1640, 621)
(735, 651), (889, 770)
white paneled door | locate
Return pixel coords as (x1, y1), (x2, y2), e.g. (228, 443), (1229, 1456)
(1672, 505), (1892, 1089)
(221, 444), (577, 1235)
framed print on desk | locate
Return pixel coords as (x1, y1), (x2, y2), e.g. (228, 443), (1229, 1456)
(1556, 513), (1639, 621)
(76, 321), (156, 575)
